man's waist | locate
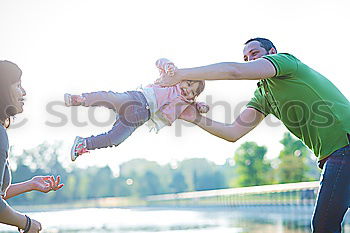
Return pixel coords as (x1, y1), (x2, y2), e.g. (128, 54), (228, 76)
(318, 133), (350, 169)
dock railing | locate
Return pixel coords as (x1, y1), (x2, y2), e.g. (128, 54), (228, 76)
(145, 181), (320, 208)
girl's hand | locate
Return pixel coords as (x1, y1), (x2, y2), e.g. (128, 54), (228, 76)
(155, 58), (177, 77)
(164, 63), (177, 77)
(154, 58), (180, 86)
(196, 102), (209, 114)
(30, 176), (64, 193)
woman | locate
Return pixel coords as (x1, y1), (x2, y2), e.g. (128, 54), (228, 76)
(0, 60), (64, 233)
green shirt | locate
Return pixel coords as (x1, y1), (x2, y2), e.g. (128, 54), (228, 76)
(247, 53), (350, 160)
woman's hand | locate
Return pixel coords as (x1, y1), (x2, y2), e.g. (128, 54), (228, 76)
(30, 176), (64, 193)
(28, 218), (42, 233)
(22, 218), (42, 233)
(17, 216), (42, 233)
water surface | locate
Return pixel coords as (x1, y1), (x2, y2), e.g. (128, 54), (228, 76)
(1, 207), (349, 233)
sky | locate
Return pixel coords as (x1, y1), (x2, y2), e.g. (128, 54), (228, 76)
(0, 0), (349, 172)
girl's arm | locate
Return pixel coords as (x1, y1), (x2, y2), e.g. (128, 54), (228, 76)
(4, 176), (63, 200)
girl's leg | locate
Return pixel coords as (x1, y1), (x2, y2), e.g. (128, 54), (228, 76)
(70, 91), (150, 161)
(85, 91), (151, 150)
(82, 91), (137, 113)
(85, 115), (138, 150)
(71, 116), (137, 161)
(311, 145), (350, 233)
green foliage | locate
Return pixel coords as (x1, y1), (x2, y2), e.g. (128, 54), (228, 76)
(137, 171), (163, 196)
(177, 158), (217, 190)
(275, 133), (320, 183)
(234, 142), (273, 187)
(194, 171), (227, 191)
(8, 143), (233, 205)
(7, 133), (321, 206)
(169, 172), (187, 193)
(88, 166), (114, 198)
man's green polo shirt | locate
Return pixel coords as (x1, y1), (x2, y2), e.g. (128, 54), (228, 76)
(247, 53), (350, 160)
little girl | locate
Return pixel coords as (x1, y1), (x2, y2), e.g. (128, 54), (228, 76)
(65, 59), (209, 161)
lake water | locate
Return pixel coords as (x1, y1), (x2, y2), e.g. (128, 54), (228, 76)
(1, 206), (350, 233)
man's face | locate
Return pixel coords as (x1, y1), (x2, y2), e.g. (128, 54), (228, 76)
(243, 41), (269, 62)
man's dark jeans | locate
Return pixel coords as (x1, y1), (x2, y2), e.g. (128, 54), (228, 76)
(312, 143), (350, 233)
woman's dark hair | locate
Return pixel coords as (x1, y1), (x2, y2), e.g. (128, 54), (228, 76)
(0, 61), (22, 127)
(245, 37), (277, 53)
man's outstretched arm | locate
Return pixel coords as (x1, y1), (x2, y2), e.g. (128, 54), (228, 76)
(180, 106), (265, 142)
(157, 58), (276, 86)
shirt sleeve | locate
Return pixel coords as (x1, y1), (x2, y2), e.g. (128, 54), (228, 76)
(262, 53), (299, 78)
(246, 88), (271, 116)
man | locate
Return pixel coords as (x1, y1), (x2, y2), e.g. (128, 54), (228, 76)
(156, 38), (350, 233)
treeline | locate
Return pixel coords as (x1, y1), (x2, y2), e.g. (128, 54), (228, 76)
(7, 133), (321, 206)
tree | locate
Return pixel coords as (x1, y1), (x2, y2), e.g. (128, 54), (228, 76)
(137, 170), (163, 196)
(234, 142), (273, 187)
(275, 132), (320, 183)
(113, 176), (132, 197)
(88, 166), (114, 198)
(177, 158), (217, 191)
(169, 171), (188, 193)
(119, 158), (171, 194)
(195, 171), (227, 191)
(221, 158), (237, 188)
(75, 169), (90, 200)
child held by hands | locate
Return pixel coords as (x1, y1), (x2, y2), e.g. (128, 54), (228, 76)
(65, 58), (209, 161)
